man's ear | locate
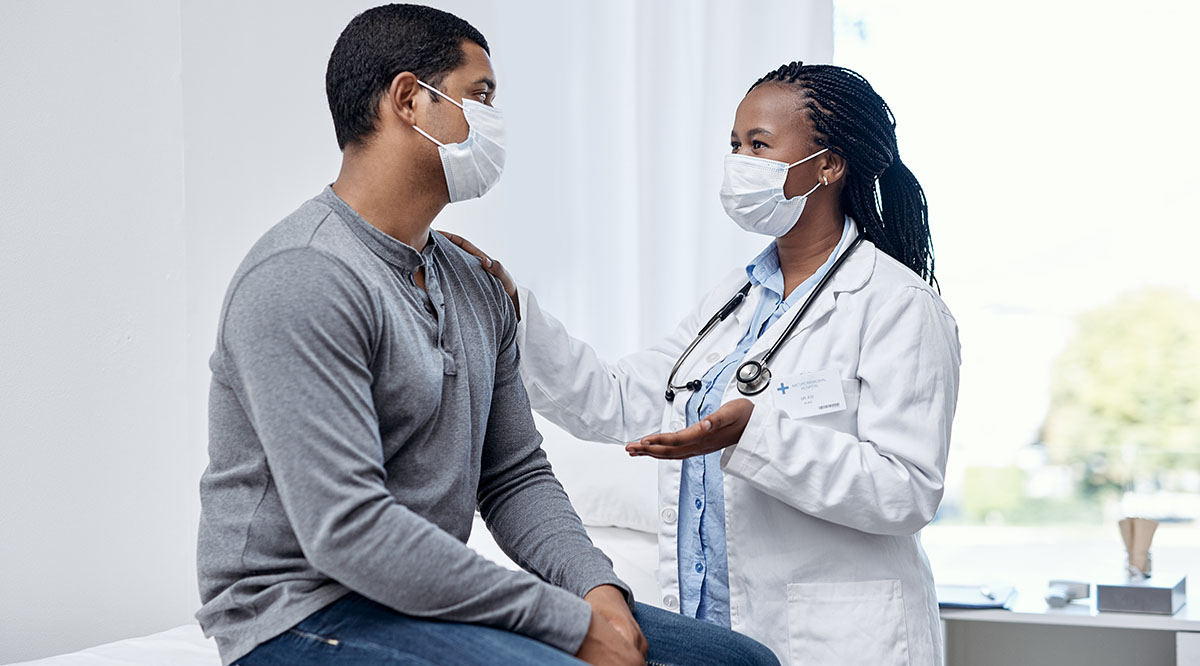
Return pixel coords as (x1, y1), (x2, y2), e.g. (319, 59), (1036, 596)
(819, 151), (847, 187)
(386, 71), (421, 126)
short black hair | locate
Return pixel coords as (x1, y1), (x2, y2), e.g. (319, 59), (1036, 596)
(325, 4), (489, 150)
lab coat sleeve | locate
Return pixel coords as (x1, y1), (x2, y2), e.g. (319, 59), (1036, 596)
(721, 286), (961, 536)
(514, 284), (704, 445)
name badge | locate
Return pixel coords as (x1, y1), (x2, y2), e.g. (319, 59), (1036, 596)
(770, 368), (847, 419)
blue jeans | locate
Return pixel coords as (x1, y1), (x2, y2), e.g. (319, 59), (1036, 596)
(236, 592), (779, 666)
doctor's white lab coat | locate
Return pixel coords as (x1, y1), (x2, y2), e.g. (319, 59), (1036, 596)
(514, 226), (961, 666)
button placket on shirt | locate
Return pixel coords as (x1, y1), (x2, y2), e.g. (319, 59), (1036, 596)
(419, 257), (457, 376)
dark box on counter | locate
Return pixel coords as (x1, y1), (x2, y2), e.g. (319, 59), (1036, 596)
(1097, 574), (1187, 615)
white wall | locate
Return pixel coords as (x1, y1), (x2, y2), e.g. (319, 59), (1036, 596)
(0, 1), (830, 661)
(0, 2), (190, 662)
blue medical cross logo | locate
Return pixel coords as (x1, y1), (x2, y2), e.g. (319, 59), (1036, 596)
(777, 382), (788, 395)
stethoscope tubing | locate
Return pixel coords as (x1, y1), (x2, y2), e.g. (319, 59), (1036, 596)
(664, 234), (866, 401)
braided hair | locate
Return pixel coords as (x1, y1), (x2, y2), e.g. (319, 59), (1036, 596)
(750, 62), (936, 287)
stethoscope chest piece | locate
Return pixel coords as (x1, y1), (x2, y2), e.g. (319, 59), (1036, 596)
(735, 360), (771, 396)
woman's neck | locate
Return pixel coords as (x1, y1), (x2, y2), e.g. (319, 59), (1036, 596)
(775, 209), (845, 298)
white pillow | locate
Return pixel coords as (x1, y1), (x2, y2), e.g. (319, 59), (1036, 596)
(534, 413), (659, 534)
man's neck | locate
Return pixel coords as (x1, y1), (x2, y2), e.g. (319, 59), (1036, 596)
(331, 149), (446, 251)
(775, 208), (845, 298)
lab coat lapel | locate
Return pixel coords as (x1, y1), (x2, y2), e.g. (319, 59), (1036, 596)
(675, 279), (764, 387)
(729, 280), (764, 331)
(747, 237), (877, 357)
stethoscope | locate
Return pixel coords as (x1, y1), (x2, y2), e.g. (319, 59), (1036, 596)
(664, 234), (866, 401)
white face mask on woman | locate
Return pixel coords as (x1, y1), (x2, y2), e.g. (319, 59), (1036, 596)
(411, 80), (506, 203)
(719, 148), (828, 237)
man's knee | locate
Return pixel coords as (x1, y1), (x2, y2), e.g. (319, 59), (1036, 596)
(632, 602), (780, 666)
(722, 631), (781, 666)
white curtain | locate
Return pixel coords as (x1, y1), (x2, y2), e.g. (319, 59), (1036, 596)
(441, 0), (833, 358)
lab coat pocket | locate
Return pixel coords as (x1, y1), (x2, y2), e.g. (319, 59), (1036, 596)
(786, 579), (909, 666)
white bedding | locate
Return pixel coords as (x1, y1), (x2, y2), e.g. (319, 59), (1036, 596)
(12, 518), (659, 665)
(9, 625), (218, 666)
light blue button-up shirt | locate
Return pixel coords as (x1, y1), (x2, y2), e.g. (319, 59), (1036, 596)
(677, 218), (851, 626)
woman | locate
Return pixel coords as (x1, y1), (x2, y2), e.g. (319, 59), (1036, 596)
(448, 62), (960, 666)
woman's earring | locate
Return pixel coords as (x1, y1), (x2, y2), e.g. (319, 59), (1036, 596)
(823, 175), (829, 186)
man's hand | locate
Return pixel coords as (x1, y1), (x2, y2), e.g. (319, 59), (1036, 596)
(439, 230), (519, 316)
(586, 585), (647, 655)
(626, 399), (755, 459)
(576, 585), (646, 666)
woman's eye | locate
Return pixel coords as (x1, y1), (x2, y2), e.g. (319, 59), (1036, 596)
(730, 142), (741, 152)
(752, 140), (766, 150)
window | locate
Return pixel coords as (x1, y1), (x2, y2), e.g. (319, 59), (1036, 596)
(833, 0), (1200, 584)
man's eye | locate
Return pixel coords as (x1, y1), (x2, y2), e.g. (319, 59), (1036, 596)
(730, 142), (741, 152)
(752, 140), (767, 149)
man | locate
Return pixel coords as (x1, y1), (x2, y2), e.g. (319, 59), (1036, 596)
(195, 4), (779, 666)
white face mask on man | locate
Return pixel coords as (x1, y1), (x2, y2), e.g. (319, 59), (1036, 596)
(719, 148), (828, 237)
(412, 80), (506, 203)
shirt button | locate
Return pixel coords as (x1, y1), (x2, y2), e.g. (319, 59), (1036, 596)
(694, 498), (702, 510)
(706, 353), (721, 363)
(695, 562), (704, 573)
(671, 420), (684, 431)
(661, 507), (677, 524)
(663, 594), (679, 610)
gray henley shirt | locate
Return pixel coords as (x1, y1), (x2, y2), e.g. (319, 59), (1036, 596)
(196, 187), (628, 665)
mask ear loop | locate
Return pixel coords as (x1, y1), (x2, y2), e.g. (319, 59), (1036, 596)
(786, 147), (828, 169)
(412, 80), (466, 147)
(412, 125), (445, 147)
(787, 147), (829, 199)
(417, 80), (465, 110)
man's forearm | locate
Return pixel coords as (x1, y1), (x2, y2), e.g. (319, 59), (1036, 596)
(293, 485), (596, 652)
(477, 446), (632, 603)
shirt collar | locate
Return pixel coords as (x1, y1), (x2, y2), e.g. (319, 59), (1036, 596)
(745, 243), (784, 296)
(317, 185), (436, 273)
(744, 216), (854, 299)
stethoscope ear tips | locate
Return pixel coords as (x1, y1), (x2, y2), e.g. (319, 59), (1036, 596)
(664, 380), (706, 402)
(665, 382), (701, 403)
